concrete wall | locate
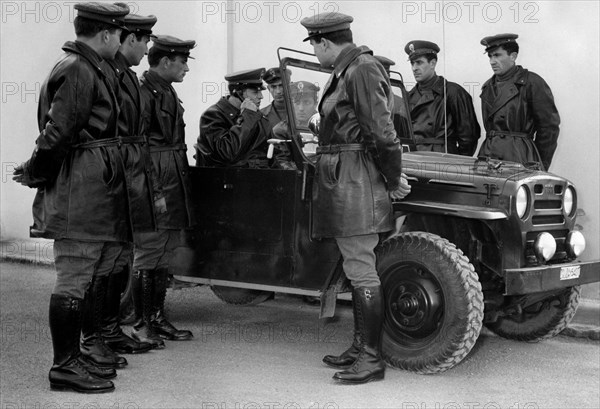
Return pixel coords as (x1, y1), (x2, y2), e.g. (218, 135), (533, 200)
(1, 1), (598, 293)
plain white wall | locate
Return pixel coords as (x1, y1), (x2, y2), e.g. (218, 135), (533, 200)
(1, 1), (598, 267)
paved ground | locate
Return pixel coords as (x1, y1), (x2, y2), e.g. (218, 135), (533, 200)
(1, 261), (599, 409)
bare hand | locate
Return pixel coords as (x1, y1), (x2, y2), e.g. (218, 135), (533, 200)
(240, 98), (258, 112)
(389, 173), (411, 200)
(154, 196), (167, 214)
(12, 163), (45, 188)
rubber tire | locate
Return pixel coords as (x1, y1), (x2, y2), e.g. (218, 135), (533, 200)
(211, 286), (273, 305)
(486, 286), (581, 342)
(376, 232), (484, 374)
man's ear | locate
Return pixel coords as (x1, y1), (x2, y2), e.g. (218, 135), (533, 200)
(160, 56), (170, 69)
(510, 52), (518, 62)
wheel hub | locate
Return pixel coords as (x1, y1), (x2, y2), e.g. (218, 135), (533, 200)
(385, 266), (444, 339)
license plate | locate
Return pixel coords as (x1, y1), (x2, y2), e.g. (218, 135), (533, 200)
(560, 265), (581, 280)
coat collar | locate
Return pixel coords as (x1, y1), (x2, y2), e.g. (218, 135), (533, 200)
(63, 41), (105, 75)
(141, 69), (173, 95)
(333, 44), (372, 78)
(481, 66), (528, 119)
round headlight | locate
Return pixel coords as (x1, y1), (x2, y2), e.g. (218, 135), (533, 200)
(533, 232), (557, 262)
(567, 230), (586, 257)
(564, 186), (575, 216)
(516, 185), (529, 219)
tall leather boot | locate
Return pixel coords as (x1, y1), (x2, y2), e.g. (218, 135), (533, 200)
(80, 276), (128, 369)
(102, 266), (153, 354)
(323, 291), (361, 369)
(333, 286), (386, 384)
(151, 268), (193, 341)
(131, 270), (165, 349)
(48, 294), (115, 393)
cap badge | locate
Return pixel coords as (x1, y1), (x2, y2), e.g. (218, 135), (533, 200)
(409, 44), (415, 53)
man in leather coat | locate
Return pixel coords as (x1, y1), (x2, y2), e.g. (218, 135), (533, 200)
(101, 12), (160, 355)
(133, 35), (196, 346)
(12, 3), (131, 394)
(405, 40), (480, 155)
(477, 34), (560, 170)
(196, 68), (272, 168)
(300, 12), (411, 385)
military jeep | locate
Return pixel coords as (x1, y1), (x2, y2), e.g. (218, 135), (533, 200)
(174, 48), (600, 374)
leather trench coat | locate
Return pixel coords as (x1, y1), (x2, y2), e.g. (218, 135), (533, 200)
(140, 70), (195, 229)
(196, 97), (270, 167)
(408, 76), (481, 155)
(313, 45), (403, 238)
(26, 41), (130, 241)
(104, 52), (157, 233)
(478, 66), (560, 170)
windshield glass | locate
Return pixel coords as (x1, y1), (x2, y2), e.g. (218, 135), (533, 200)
(279, 49), (415, 158)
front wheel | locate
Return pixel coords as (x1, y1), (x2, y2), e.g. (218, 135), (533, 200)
(376, 232), (484, 374)
(485, 286), (580, 342)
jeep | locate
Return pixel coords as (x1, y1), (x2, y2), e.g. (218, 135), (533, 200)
(172, 48), (600, 374)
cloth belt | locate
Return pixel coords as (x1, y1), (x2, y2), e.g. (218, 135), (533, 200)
(74, 137), (121, 149)
(118, 136), (146, 144)
(416, 138), (445, 145)
(486, 131), (530, 139)
(316, 143), (366, 154)
(149, 143), (187, 153)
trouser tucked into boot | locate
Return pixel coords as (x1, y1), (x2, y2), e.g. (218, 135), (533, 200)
(80, 276), (128, 369)
(151, 268), (193, 341)
(333, 286), (386, 384)
(101, 265), (153, 354)
(131, 270), (165, 349)
(49, 294), (115, 393)
(323, 290), (361, 369)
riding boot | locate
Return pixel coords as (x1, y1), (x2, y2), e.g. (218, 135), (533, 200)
(333, 286), (386, 384)
(48, 294), (115, 393)
(131, 270), (165, 349)
(323, 291), (361, 369)
(102, 266), (153, 354)
(80, 276), (128, 369)
(151, 268), (193, 340)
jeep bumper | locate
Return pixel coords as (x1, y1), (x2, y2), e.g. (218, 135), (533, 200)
(504, 260), (600, 295)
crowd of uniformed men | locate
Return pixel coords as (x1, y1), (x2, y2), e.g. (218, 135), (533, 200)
(12, 1), (560, 393)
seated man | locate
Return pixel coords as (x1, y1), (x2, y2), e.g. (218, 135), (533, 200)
(261, 67), (292, 129)
(196, 68), (271, 168)
(291, 80), (319, 128)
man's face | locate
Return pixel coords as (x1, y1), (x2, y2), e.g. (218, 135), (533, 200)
(294, 95), (318, 126)
(488, 47), (517, 76)
(165, 55), (189, 83)
(243, 88), (263, 109)
(268, 81), (284, 103)
(129, 34), (150, 66)
(410, 56), (436, 83)
(309, 38), (333, 68)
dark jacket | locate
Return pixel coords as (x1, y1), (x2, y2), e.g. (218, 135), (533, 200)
(478, 66), (560, 170)
(313, 45), (402, 238)
(260, 102), (287, 130)
(408, 76), (480, 155)
(140, 70), (195, 229)
(25, 41), (130, 241)
(104, 52), (157, 233)
(197, 96), (270, 167)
